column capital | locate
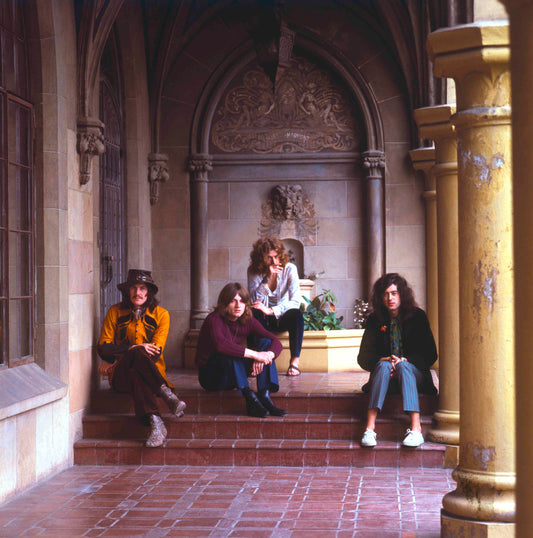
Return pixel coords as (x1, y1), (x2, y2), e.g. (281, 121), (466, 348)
(427, 23), (510, 110)
(409, 147), (436, 191)
(361, 150), (385, 180)
(414, 105), (457, 164)
(188, 154), (213, 177)
(148, 153), (169, 206)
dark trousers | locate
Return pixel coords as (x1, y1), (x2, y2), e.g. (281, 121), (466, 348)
(253, 308), (304, 358)
(111, 346), (167, 423)
(367, 360), (424, 413)
(198, 338), (280, 394)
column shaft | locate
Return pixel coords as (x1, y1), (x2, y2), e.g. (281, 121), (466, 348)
(428, 23), (515, 535)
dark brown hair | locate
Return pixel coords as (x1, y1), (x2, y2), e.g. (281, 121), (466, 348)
(370, 273), (417, 322)
(216, 282), (252, 324)
(249, 236), (290, 275)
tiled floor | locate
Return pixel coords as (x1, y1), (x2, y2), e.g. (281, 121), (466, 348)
(0, 464), (453, 537)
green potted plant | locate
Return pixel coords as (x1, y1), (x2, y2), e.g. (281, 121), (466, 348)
(301, 289), (344, 331)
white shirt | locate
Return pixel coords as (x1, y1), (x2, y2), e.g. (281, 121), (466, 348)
(247, 262), (302, 319)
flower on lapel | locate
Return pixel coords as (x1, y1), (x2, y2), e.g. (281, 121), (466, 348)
(380, 325), (387, 332)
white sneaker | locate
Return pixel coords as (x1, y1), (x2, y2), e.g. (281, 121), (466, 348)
(402, 429), (424, 447)
(361, 429), (377, 447)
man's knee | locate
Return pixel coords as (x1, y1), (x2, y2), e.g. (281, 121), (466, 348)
(375, 360), (392, 374)
(252, 337), (272, 351)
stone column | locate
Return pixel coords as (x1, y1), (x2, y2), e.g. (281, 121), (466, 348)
(188, 154), (212, 329)
(362, 150), (385, 295)
(503, 1), (533, 534)
(410, 147), (438, 348)
(414, 106), (460, 467)
(428, 23), (515, 535)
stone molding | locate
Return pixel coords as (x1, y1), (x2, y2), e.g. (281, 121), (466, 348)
(188, 154), (213, 180)
(77, 117), (105, 186)
(148, 153), (169, 205)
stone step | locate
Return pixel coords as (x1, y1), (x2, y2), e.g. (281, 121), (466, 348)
(74, 437), (445, 468)
(81, 412), (434, 442)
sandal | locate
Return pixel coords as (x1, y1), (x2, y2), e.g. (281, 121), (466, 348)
(286, 364), (301, 376)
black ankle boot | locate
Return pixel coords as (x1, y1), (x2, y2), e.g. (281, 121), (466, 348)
(242, 387), (269, 417)
(257, 389), (287, 416)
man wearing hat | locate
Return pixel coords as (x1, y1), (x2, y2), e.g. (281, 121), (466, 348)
(97, 269), (186, 447)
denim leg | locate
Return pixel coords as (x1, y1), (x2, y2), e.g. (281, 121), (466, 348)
(249, 337), (280, 393)
(276, 309), (304, 358)
(368, 361), (393, 411)
(395, 361), (424, 413)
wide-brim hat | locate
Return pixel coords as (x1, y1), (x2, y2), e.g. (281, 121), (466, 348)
(117, 269), (158, 294)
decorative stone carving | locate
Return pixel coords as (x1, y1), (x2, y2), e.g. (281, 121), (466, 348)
(260, 184), (317, 244)
(77, 117), (105, 185)
(148, 153), (170, 205)
(188, 155), (213, 178)
(211, 56), (361, 154)
(362, 150), (386, 179)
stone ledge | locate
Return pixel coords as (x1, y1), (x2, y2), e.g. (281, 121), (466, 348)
(0, 363), (67, 421)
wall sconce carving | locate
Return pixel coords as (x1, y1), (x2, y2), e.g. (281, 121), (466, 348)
(77, 117), (105, 186)
(260, 184), (317, 244)
(148, 153), (170, 205)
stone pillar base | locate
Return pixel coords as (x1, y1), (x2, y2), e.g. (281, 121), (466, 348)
(441, 511), (515, 537)
(442, 444), (459, 469)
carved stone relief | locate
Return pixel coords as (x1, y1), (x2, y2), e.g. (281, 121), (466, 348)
(260, 184), (318, 245)
(211, 56), (362, 154)
(148, 153), (170, 205)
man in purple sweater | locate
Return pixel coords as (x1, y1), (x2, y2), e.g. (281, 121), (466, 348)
(196, 282), (286, 417)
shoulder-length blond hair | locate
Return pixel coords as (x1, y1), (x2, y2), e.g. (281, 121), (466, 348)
(248, 236), (290, 275)
(216, 282), (252, 324)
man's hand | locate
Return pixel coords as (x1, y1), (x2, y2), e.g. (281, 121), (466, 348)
(268, 263), (283, 276)
(254, 350), (274, 364)
(130, 343), (161, 356)
(97, 361), (113, 379)
(252, 360), (265, 376)
(252, 301), (274, 315)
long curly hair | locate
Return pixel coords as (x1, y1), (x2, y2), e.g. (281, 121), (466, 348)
(248, 236), (290, 275)
(370, 273), (417, 322)
(216, 282), (252, 325)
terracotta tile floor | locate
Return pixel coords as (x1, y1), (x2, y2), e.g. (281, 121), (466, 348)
(0, 464), (454, 537)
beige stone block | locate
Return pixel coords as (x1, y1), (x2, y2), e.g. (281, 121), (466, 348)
(67, 128), (79, 190)
(318, 218), (363, 247)
(304, 246), (347, 280)
(155, 270), (190, 311)
(52, 397), (69, 466)
(69, 348), (92, 414)
(35, 403), (53, 478)
(208, 183), (230, 220)
(152, 228), (190, 270)
(68, 189), (92, 242)
(153, 185), (190, 229)
(68, 240), (94, 294)
(208, 248), (229, 281)
(385, 142), (415, 185)
(347, 247), (364, 281)
(42, 93), (59, 154)
(315, 278), (364, 312)
(380, 95), (411, 143)
(159, 99), (195, 147)
(229, 182), (270, 219)
(386, 184), (425, 226)
(69, 408), (84, 456)
(43, 208), (60, 265)
(304, 181), (347, 217)
(359, 53), (402, 103)
(0, 418), (16, 503)
(164, 53), (210, 107)
(16, 411), (36, 491)
(59, 265), (69, 324)
(37, 266), (60, 324)
(230, 247), (251, 282)
(386, 225), (426, 269)
(68, 293), (94, 351)
(347, 180), (364, 218)
(209, 280), (228, 308)
(43, 151), (60, 209)
(164, 311), (190, 369)
(208, 219), (259, 248)
(35, 322), (61, 378)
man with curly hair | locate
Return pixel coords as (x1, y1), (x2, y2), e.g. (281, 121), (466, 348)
(357, 273), (437, 448)
(247, 236), (304, 376)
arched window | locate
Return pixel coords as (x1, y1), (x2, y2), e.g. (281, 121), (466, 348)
(0, 1), (34, 368)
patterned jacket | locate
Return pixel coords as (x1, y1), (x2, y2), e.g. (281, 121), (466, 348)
(97, 303), (171, 385)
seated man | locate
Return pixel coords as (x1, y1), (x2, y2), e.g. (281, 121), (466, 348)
(357, 273), (437, 448)
(247, 236), (304, 376)
(97, 269), (186, 447)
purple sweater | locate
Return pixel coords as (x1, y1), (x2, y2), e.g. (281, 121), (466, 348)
(196, 311), (283, 368)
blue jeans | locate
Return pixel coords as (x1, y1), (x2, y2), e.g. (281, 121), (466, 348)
(253, 308), (304, 358)
(198, 338), (279, 394)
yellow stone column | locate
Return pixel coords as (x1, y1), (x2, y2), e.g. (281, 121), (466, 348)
(428, 23), (515, 535)
(409, 147), (438, 350)
(414, 106), (460, 468)
(503, 1), (533, 535)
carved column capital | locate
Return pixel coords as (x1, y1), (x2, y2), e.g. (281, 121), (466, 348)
(188, 154), (213, 180)
(77, 117), (105, 186)
(148, 153), (170, 205)
(362, 150), (385, 180)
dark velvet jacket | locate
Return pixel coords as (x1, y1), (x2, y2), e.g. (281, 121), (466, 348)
(357, 307), (438, 394)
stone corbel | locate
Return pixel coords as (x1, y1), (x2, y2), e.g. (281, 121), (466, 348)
(148, 153), (170, 205)
(77, 117), (105, 186)
(362, 150), (386, 179)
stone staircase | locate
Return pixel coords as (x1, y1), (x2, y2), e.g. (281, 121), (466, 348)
(74, 370), (444, 467)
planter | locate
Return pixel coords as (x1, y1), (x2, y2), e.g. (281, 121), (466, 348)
(184, 328), (365, 372)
